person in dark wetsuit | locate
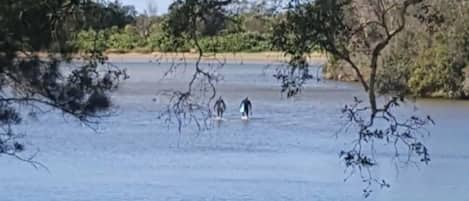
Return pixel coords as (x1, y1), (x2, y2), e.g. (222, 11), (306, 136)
(213, 96), (226, 118)
(240, 97), (252, 118)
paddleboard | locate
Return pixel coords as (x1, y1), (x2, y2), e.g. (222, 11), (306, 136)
(214, 116), (225, 121)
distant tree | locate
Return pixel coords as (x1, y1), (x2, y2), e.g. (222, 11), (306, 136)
(0, 0), (127, 166)
(135, 0), (163, 39)
(107, 24), (145, 51)
(146, 0), (159, 16)
(75, 29), (109, 53)
(249, 0), (283, 16)
(82, 0), (137, 30)
(165, 0), (234, 37)
(377, 0), (469, 98)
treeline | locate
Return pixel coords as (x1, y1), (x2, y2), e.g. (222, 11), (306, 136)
(381, 0), (469, 98)
(74, 0), (469, 99)
(73, 1), (274, 53)
(323, 0), (469, 99)
(74, 26), (272, 53)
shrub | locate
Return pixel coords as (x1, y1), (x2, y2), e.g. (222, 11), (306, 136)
(74, 29), (108, 52)
(198, 32), (271, 53)
(408, 41), (466, 98)
(107, 25), (146, 50)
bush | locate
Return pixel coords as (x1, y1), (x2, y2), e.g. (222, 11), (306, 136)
(146, 32), (191, 52)
(199, 32), (271, 53)
(371, 2), (469, 99)
(107, 25), (146, 50)
(74, 29), (108, 52)
(74, 26), (272, 54)
(408, 41), (466, 98)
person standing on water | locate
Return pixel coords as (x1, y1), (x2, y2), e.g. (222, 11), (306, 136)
(240, 97), (252, 119)
(214, 96), (226, 118)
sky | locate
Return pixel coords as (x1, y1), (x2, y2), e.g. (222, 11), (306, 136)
(119, 0), (173, 15)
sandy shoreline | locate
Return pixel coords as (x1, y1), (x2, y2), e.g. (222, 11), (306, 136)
(104, 52), (327, 63)
(27, 51), (326, 64)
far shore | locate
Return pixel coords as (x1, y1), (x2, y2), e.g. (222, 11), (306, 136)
(27, 51), (327, 63)
(102, 52), (327, 63)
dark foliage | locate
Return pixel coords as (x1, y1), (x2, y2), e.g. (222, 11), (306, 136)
(81, 0), (137, 30)
(0, 0), (127, 166)
(271, 1), (321, 97)
(340, 97), (433, 197)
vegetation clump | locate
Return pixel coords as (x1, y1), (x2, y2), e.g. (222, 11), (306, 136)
(324, 0), (469, 99)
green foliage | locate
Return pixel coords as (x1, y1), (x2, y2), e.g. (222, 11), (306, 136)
(272, 1), (437, 197)
(82, 0), (137, 30)
(271, 0), (337, 97)
(71, 0), (279, 54)
(161, 0), (235, 53)
(0, 0), (127, 159)
(376, 1), (469, 98)
(107, 25), (146, 51)
(73, 25), (272, 53)
(408, 38), (467, 98)
(75, 29), (108, 52)
(272, 1), (323, 57)
(199, 32), (271, 52)
(375, 54), (412, 96)
(153, 21), (191, 52)
(146, 32), (165, 51)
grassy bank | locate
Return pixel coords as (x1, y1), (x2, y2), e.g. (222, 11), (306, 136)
(322, 58), (469, 99)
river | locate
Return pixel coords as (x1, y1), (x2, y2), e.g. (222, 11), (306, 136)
(0, 60), (468, 201)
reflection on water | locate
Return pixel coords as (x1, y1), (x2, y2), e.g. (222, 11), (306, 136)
(0, 61), (468, 201)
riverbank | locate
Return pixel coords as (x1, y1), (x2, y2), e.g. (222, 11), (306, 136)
(322, 59), (469, 99)
(104, 52), (469, 99)
(103, 52), (326, 63)
(28, 51), (324, 63)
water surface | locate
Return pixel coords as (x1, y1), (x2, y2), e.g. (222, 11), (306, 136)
(1, 61), (468, 201)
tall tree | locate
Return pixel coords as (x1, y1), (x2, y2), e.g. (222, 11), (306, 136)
(273, 0), (434, 196)
(154, 0), (460, 197)
(82, 0), (137, 30)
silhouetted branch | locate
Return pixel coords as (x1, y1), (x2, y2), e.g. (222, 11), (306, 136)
(340, 96), (433, 197)
(156, 0), (232, 132)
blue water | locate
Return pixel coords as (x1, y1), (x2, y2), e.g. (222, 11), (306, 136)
(0, 61), (468, 201)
